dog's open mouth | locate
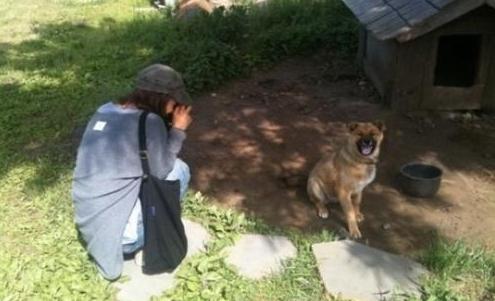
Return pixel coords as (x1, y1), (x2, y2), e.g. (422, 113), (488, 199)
(357, 138), (376, 156)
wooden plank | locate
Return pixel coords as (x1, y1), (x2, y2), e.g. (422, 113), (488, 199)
(398, 1), (438, 27)
(428, 0), (456, 9)
(342, 0), (384, 17)
(432, 6), (495, 35)
(357, 25), (367, 65)
(422, 86), (483, 110)
(362, 35), (398, 102)
(396, 0), (485, 42)
(482, 36), (495, 109)
(358, 4), (393, 25)
(375, 20), (411, 40)
(387, 0), (411, 10)
(392, 38), (428, 110)
(355, 0), (385, 16)
(366, 11), (408, 39)
(372, 11), (412, 40)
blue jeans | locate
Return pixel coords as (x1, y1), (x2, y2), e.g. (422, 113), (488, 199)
(122, 158), (190, 254)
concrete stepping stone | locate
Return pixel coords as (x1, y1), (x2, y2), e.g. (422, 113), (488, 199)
(312, 239), (428, 301)
(224, 234), (297, 279)
(114, 219), (211, 301)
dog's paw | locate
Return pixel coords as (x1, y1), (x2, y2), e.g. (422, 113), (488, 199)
(356, 213), (365, 223)
(349, 226), (362, 239)
(317, 209), (329, 219)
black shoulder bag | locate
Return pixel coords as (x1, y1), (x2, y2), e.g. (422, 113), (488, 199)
(138, 111), (188, 275)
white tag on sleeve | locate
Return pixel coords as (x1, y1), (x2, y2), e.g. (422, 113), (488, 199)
(93, 121), (107, 131)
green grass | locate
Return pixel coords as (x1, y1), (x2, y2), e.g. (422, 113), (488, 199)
(168, 192), (337, 301)
(415, 239), (495, 301)
(0, 0), (494, 300)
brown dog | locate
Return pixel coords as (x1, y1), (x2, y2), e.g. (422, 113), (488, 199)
(307, 121), (385, 238)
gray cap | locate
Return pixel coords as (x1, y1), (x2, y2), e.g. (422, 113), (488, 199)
(135, 64), (192, 104)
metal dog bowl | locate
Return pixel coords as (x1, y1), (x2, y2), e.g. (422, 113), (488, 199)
(398, 162), (442, 197)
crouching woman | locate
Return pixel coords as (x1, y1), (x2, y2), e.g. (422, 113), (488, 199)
(72, 64), (193, 280)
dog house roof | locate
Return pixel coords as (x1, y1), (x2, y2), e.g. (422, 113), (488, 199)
(342, 0), (495, 42)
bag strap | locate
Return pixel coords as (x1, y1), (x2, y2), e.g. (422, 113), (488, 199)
(138, 111), (151, 177)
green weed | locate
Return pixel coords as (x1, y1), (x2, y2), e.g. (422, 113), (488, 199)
(421, 238), (495, 279)
(403, 239), (495, 301)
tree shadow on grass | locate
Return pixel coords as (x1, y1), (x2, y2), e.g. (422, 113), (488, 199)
(0, 16), (178, 190)
(0, 0), (359, 193)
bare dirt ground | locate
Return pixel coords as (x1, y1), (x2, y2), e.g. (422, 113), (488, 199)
(182, 52), (495, 256)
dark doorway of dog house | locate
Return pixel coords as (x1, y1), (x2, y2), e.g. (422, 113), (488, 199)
(434, 34), (482, 88)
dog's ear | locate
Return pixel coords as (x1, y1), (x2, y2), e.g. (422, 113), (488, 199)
(373, 120), (386, 132)
(347, 122), (359, 132)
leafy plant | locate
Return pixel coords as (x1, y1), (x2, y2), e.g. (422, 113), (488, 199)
(153, 0), (358, 93)
(421, 238), (495, 280)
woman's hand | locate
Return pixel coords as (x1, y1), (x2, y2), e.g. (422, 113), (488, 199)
(171, 105), (192, 131)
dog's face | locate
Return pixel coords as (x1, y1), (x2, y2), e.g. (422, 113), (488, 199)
(347, 121), (385, 158)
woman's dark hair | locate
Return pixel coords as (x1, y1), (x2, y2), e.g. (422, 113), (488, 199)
(117, 89), (172, 116)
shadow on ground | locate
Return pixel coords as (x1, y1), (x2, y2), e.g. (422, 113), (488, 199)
(182, 54), (495, 256)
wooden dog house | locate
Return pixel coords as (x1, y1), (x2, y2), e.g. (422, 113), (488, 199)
(342, 0), (495, 110)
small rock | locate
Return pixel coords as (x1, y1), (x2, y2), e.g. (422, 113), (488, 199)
(211, 93), (217, 97)
(225, 234), (297, 279)
(115, 219), (211, 301)
(313, 240), (427, 301)
(382, 223), (391, 230)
